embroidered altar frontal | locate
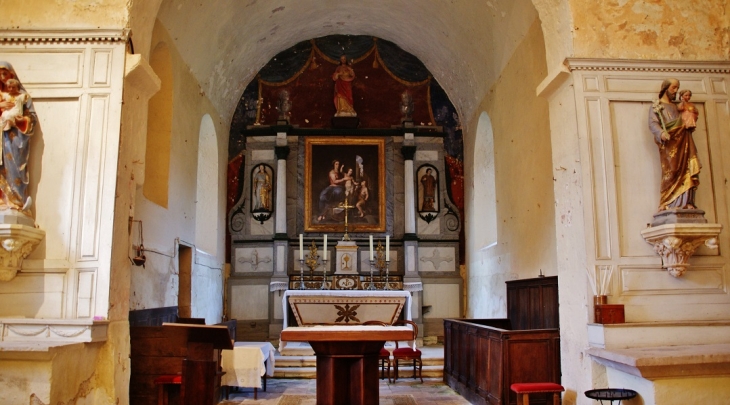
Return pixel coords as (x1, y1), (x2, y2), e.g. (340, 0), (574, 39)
(288, 293), (407, 325)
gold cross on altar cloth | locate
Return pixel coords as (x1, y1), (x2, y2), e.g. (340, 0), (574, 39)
(338, 199), (355, 241)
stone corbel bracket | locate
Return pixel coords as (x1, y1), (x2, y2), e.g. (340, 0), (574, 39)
(0, 224), (45, 281)
(641, 223), (722, 277)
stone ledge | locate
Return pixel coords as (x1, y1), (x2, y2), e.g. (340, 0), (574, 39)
(588, 321), (730, 349)
(0, 341), (85, 360)
(588, 343), (730, 379)
(0, 318), (108, 344)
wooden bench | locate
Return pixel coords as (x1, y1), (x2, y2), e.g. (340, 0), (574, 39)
(511, 382), (564, 405)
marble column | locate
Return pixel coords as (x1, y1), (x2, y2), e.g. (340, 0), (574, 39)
(271, 133), (290, 339)
(401, 133), (417, 238)
(400, 133), (421, 324)
(274, 133), (289, 239)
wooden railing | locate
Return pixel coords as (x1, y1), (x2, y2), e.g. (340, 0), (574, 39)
(443, 319), (560, 405)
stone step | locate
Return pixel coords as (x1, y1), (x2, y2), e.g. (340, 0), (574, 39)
(273, 364), (444, 379)
(588, 320), (730, 349)
(274, 354), (444, 368)
(273, 345), (445, 379)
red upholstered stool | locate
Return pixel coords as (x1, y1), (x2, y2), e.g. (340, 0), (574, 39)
(153, 374), (182, 405)
(511, 382), (564, 405)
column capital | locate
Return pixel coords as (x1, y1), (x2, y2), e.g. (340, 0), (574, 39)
(275, 145), (290, 160)
(401, 145), (417, 161)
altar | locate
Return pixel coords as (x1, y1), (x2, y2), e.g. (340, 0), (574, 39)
(280, 290), (412, 351)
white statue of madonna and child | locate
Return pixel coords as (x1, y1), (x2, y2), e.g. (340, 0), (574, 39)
(0, 61), (37, 220)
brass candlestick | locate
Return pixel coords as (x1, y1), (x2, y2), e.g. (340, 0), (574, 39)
(305, 240), (320, 286)
(374, 241), (392, 289)
(367, 259), (377, 290)
(298, 259), (305, 290)
(320, 258), (329, 290)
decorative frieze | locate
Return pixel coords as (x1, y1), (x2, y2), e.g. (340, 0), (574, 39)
(0, 318), (107, 343)
(0, 29), (127, 44)
(565, 58), (730, 74)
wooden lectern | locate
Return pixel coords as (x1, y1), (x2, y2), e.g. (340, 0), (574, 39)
(281, 325), (413, 405)
(162, 323), (233, 405)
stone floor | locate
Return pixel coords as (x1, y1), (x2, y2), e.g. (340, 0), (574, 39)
(219, 378), (472, 404)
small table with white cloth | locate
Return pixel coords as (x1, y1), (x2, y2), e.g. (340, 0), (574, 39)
(220, 341), (276, 400)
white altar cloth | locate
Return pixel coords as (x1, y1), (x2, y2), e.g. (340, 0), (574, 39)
(220, 341), (276, 389)
(282, 290), (412, 329)
(280, 290), (412, 351)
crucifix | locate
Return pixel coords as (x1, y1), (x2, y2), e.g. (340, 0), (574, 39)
(338, 198), (355, 241)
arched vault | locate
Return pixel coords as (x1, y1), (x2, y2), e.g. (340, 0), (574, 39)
(131, 0), (570, 131)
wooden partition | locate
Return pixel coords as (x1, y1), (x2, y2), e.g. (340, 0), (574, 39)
(129, 317), (236, 405)
(130, 326), (187, 405)
(443, 319), (560, 405)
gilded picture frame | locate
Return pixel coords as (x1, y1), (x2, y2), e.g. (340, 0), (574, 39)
(304, 137), (386, 233)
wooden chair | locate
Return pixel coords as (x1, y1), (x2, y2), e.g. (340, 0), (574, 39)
(510, 382), (564, 405)
(392, 320), (422, 382)
(362, 320), (392, 382)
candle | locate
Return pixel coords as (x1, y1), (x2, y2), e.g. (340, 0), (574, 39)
(369, 235), (374, 261)
(299, 234), (303, 260)
(323, 234), (327, 260)
(385, 235), (390, 261)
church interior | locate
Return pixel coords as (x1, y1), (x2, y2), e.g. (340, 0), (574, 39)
(1, 1), (730, 404)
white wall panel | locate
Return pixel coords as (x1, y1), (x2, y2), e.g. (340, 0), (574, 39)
(1, 51), (83, 87)
(29, 99), (79, 260)
(230, 284), (269, 320)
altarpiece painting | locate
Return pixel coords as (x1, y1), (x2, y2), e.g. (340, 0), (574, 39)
(304, 137), (385, 233)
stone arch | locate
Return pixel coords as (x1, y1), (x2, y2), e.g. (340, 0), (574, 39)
(143, 36), (173, 208)
(195, 114), (219, 255)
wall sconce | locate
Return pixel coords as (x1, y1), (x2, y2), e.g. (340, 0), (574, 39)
(130, 219), (146, 268)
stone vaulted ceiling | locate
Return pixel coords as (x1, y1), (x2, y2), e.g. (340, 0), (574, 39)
(154, 0), (543, 130)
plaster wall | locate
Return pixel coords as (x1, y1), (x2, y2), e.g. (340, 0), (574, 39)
(605, 367), (730, 405)
(465, 19), (556, 319)
(544, 74), (595, 404)
(129, 22), (227, 323)
(0, 340), (117, 405)
(1, 0), (129, 30)
(571, 0), (730, 61)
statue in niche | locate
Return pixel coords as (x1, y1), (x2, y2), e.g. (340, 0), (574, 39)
(276, 89), (292, 123)
(252, 164), (272, 211)
(648, 78), (701, 211)
(400, 90), (414, 123)
(0, 62), (36, 215)
(332, 55), (357, 117)
(420, 168), (437, 212)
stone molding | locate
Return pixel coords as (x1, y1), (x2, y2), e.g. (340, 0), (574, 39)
(565, 58), (730, 73)
(0, 318), (108, 344)
(0, 29), (127, 44)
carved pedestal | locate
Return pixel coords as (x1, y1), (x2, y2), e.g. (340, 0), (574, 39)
(641, 223), (722, 277)
(0, 223), (45, 281)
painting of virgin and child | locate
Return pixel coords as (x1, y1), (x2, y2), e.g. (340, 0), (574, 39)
(304, 137), (385, 232)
